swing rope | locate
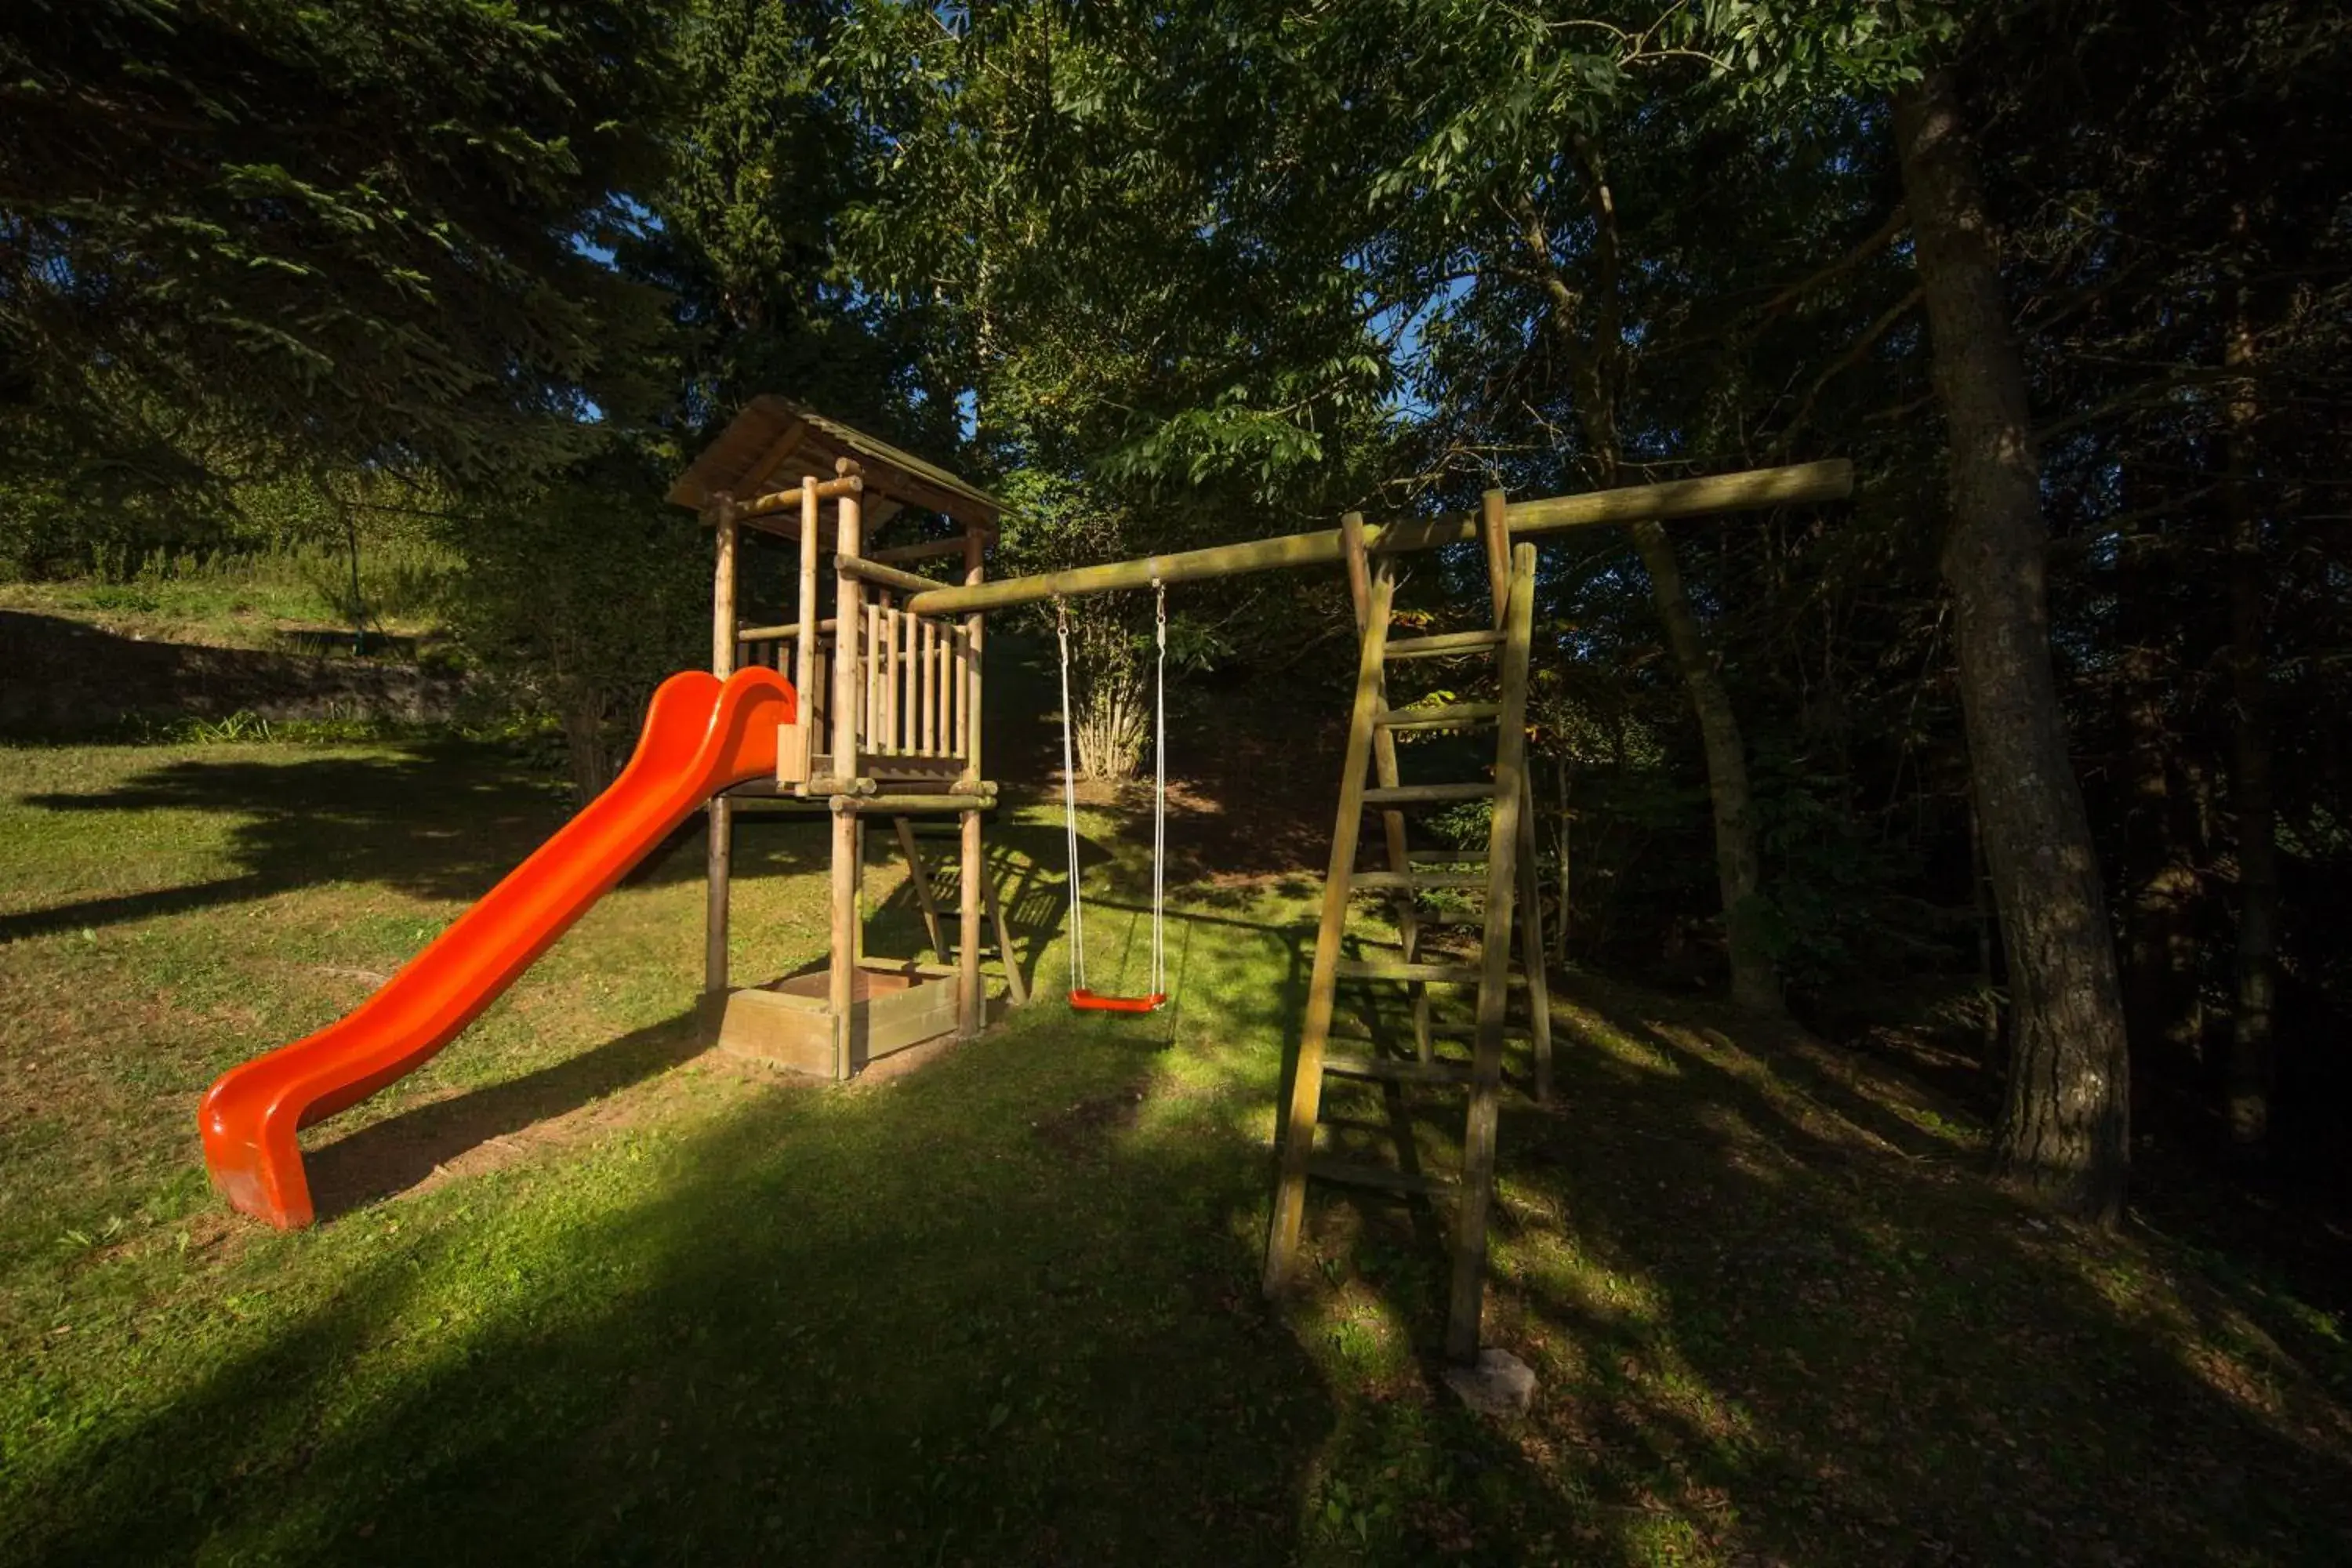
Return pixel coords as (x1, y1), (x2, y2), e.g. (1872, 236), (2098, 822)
(1057, 585), (1169, 1013)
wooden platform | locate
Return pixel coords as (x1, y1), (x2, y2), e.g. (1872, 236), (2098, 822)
(713, 960), (961, 1077)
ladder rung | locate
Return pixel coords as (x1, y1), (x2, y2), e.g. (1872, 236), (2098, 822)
(1352, 871), (1483, 891)
(1425, 1020), (1535, 1040)
(1375, 703), (1501, 730)
(1336, 960), (1483, 985)
(1363, 782), (1497, 807)
(1305, 1155), (1455, 1196)
(1323, 1053), (1475, 1087)
(1385, 630), (1504, 660)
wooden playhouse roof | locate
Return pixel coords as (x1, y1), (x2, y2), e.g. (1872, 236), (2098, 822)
(667, 397), (1001, 529)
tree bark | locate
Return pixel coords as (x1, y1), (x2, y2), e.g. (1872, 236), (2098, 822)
(2223, 296), (2277, 1157)
(2115, 536), (2206, 1073)
(1895, 69), (2131, 1223)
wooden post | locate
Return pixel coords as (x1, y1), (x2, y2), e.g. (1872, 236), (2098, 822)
(1265, 568), (1396, 1297)
(1446, 541), (1538, 1363)
(1479, 488), (1512, 627)
(712, 495), (739, 674)
(795, 475), (820, 756)
(1339, 513), (1429, 1062)
(828, 797), (857, 1079)
(706, 494), (739, 1010)
(895, 816), (949, 960)
(1516, 778), (1555, 1104)
(984, 866), (1027, 1007)
(957, 523), (987, 1038)
(830, 466), (866, 1078)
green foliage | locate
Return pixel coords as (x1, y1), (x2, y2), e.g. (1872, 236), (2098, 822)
(437, 441), (708, 798)
(0, 0), (684, 494)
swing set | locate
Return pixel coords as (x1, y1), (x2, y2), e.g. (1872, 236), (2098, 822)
(1055, 583), (1170, 1014)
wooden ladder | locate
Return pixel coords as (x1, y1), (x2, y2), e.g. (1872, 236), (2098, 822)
(1263, 499), (1552, 1363)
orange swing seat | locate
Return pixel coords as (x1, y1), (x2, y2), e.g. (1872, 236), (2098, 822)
(1069, 988), (1167, 1014)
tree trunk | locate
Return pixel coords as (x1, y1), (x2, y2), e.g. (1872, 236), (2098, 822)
(1895, 69), (2131, 1224)
(2223, 297), (2277, 1157)
(1627, 517), (1780, 1014)
(1552, 753), (1572, 967)
(2115, 537), (2206, 1073)
(563, 693), (615, 803)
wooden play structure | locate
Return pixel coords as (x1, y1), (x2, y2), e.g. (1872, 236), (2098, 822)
(201, 389), (1846, 1356)
(672, 399), (1853, 1361)
(668, 399), (1027, 1078)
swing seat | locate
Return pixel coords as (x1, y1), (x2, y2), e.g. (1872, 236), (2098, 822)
(1069, 989), (1167, 1014)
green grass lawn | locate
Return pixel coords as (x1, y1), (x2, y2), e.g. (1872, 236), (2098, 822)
(3, 735), (2350, 1565)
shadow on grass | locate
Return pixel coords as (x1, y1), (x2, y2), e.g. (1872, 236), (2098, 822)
(303, 1009), (717, 1222)
(11, 918), (2350, 1563)
(5, 936), (1341, 1566)
(1, 746), (844, 944)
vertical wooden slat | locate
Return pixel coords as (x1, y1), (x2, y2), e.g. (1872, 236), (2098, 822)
(928, 622), (942, 757)
(795, 474), (820, 750)
(898, 606), (912, 753)
(867, 601), (884, 753)
(1265, 565), (1396, 1298)
(913, 618), (927, 754)
(928, 619), (941, 755)
(953, 625), (970, 758)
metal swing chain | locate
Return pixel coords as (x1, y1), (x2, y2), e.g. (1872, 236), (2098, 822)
(1152, 579), (1167, 999)
(1055, 596), (1086, 993)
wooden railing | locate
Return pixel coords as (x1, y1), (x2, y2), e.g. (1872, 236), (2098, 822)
(858, 601), (971, 761)
(735, 602), (969, 775)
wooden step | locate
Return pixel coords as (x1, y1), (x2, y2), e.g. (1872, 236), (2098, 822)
(1425, 1020), (1535, 1040)
(1351, 870), (1483, 891)
(1375, 703), (1500, 730)
(1363, 782), (1498, 807)
(1336, 959), (1483, 985)
(1323, 1053), (1475, 1087)
(1385, 630), (1504, 661)
(1304, 1155), (1455, 1196)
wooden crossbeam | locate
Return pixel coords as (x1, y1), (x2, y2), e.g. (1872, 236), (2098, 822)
(904, 461), (1852, 616)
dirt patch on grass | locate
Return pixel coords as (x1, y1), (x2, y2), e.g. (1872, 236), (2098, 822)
(1030, 1086), (1146, 1157)
(301, 1015), (753, 1218)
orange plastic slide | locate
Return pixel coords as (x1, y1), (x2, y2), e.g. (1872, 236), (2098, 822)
(200, 666), (797, 1229)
